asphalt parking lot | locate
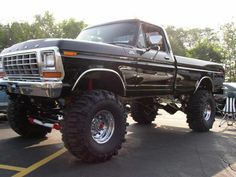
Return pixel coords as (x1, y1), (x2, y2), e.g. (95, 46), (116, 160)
(0, 110), (236, 177)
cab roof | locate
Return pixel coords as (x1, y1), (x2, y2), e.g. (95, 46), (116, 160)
(84, 19), (162, 30)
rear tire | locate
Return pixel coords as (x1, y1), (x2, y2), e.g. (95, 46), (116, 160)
(62, 90), (126, 163)
(131, 98), (157, 124)
(187, 90), (215, 132)
(7, 97), (49, 138)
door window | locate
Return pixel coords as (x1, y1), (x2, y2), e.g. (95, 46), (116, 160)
(137, 24), (167, 52)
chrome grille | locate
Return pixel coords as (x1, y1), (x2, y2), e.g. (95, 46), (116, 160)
(3, 52), (40, 79)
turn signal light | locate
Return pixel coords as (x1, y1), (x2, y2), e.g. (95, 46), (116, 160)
(42, 72), (62, 78)
(63, 51), (77, 56)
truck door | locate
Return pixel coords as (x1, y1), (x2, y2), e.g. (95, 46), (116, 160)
(135, 23), (176, 95)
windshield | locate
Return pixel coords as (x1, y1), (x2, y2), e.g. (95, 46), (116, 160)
(77, 22), (138, 46)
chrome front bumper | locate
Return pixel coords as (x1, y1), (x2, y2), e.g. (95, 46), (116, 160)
(0, 79), (62, 98)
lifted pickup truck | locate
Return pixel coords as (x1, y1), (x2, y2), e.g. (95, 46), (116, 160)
(0, 19), (224, 162)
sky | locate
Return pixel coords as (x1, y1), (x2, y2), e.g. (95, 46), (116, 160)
(0, 0), (236, 29)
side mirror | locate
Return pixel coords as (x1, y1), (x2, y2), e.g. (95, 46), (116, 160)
(148, 33), (163, 46)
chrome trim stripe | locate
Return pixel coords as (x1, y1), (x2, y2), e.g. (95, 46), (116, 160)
(178, 66), (222, 74)
(194, 76), (214, 93)
(74, 54), (175, 69)
(137, 61), (175, 69)
(72, 68), (126, 94)
(127, 88), (172, 91)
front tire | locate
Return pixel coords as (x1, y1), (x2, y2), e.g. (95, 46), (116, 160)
(187, 90), (215, 132)
(62, 90), (126, 162)
(7, 97), (49, 138)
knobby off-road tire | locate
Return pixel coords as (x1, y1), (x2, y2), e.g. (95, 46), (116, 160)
(131, 98), (158, 124)
(187, 90), (216, 132)
(62, 90), (126, 163)
(7, 97), (49, 138)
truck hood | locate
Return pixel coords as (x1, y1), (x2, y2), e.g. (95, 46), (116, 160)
(1, 39), (126, 56)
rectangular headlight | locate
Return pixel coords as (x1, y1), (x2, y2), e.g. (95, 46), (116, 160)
(43, 51), (55, 67)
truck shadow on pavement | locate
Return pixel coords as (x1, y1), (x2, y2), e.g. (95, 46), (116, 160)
(120, 123), (236, 177)
(31, 123), (236, 177)
(0, 135), (64, 167)
(0, 122), (236, 177)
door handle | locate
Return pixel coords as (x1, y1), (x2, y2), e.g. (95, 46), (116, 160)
(164, 56), (170, 60)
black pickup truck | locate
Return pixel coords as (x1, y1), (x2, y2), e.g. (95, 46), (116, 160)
(0, 19), (224, 162)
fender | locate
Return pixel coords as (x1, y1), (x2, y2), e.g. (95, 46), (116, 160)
(194, 76), (214, 93)
(72, 68), (126, 94)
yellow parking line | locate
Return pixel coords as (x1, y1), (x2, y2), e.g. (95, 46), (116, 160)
(0, 164), (26, 172)
(13, 148), (67, 177)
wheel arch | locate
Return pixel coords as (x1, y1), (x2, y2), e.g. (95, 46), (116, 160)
(72, 68), (126, 96)
(194, 76), (214, 93)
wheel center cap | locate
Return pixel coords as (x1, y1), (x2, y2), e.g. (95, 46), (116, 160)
(98, 122), (105, 130)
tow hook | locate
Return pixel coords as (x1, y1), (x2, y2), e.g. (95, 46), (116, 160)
(28, 117), (61, 130)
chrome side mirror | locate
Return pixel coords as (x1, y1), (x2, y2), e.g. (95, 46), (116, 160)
(148, 33), (162, 46)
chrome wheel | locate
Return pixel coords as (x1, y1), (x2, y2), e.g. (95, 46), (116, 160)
(91, 110), (115, 144)
(203, 103), (211, 121)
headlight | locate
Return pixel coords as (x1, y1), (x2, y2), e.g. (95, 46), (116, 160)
(43, 51), (55, 67)
(41, 49), (63, 79)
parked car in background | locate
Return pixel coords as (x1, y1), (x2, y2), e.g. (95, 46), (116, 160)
(215, 82), (236, 114)
(0, 90), (8, 120)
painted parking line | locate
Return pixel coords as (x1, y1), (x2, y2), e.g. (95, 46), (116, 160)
(12, 148), (67, 177)
(0, 164), (26, 172)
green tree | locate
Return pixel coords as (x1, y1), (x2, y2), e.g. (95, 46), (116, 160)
(8, 22), (33, 45)
(32, 11), (60, 38)
(0, 11), (87, 52)
(165, 26), (187, 56)
(187, 39), (224, 63)
(59, 18), (87, 39)
(165, 26), (220, 58)
(0, 25), (6, 50)
(221, 22), (236, 81)
(0, 24), (12, 49)
(184, 28), (202, 48)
